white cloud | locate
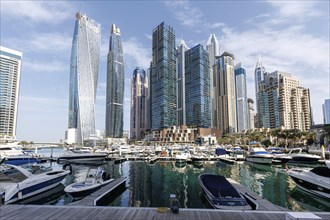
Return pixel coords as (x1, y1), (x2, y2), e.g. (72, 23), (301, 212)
(122, 37), (151, 70)
(267, 1), (322, 19)
(144, 34), (152, 40)
(1, 1), (74, 24)
(24, 59), (68, 73)
(164, 0), (226, 32)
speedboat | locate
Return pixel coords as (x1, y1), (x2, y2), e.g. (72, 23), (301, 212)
(288, 148), (321, 163)
(198, 174), (251, 210)
(267, 147), (292, 164)
(245, 147), (273, 164)
(64, 168), (114, 198)
(4, 164), (71, 204)
(287, 161), (330, 199)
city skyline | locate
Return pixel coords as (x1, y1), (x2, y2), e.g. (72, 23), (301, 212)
(1, 1), (329, 142)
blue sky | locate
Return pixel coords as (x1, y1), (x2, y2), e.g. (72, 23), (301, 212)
(1, 1), (329, 142)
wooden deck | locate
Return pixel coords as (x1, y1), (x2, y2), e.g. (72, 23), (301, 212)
(70, 177), (127, 206)
(1, 205), (329, 220)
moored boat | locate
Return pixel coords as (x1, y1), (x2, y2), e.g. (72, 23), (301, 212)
(287, 161), (330, 199)
(268, 147), (292, 164)
(4, 164), (71, 204)
(198, 174), (251, 210)
(288, 148), (321, 163)
(246, 147), (273, 164)
(175, 152), (190, 163)
(64, 168), (114, 198)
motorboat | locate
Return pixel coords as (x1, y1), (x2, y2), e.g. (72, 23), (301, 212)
(4, 164), (71, 204)
(198, 174), (251, 210)
(245, 147), (273, 164)
(64, 167), (114, 198)
(230, 147), (245, 161)
(287, 161), (330, 199)
(267, 147), (292, 164)
(288, 148), (321, 163)
(57, 152), (108, 164)
(175, 152), (190, 163)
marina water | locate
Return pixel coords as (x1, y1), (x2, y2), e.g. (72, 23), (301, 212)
(13, 147), (330, 212)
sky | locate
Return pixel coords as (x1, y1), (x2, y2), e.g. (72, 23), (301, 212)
(1, 0), (329, 142)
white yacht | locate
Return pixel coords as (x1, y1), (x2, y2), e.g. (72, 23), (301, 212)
(245, 147), (273, 164)
(288, 148), (321, 163)
(287, 161), (330, 199)
(267, 147), (292, 163)
(175, 152), (190, 163)
(4, 164), (71, 204)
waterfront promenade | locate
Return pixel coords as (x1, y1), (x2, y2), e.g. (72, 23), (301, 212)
(1, 205), (329, 220)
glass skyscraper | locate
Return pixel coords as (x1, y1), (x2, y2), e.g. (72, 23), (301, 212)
(67, 13), (101, 145)
(215, 52), (237, 135)
(0, 46), (22, 143)
(323, 99), (330, 124)
(185, 44), (211, 128)
(176, 39), (189, 126)
(130, 67), (148, 140)
(106, 24), (124, 138)
(254, 54), (266, 128)
(206, 34), (220, 128)
(151, 22), (176, 130)
(235, 63), (248, 132)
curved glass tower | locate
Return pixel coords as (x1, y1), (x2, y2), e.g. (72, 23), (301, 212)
(68, 12), (101, 145)
(106, 24), (124, 138)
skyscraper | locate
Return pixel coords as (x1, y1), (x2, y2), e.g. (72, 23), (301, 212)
(206, 34), (220, 128)
(106, 24), (125, 138)
(0, 46), (22, 143)
(130, 67), (148, 140)
(176, 39), (189, 126)
(257, 71), (311, 131)
(254, 54), (266, 128)
(185, 44), (211, 128)
(151, 22), (176, 130)
(247, 98), (255, 129)
(215, 52), (237, 135)
(67, 13), (101, 145)
(235, 63), (248, 132)
(323, 99), (330, 124)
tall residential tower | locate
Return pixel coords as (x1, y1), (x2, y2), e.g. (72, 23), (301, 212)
(130, 67), (148, 140)
(235, 63), (248, 132)
(255, 54), (266, 128)
(106, 24), (125, 138)
(150, 22), (176, 130)
(67, 13), (101, 145)
(323, 99), (330, 124)
(0, 46), (22, 143)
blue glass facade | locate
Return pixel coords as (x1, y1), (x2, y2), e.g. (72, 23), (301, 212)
(68, 13), (101, 145)
(151, 22), (176, 130)
(185, 44), (211, 128)
(323, 99), (330, 124)
(106, 24), (125, 138)
(234, 64), (248, 132)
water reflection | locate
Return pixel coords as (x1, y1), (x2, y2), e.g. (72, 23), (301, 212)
(8, 159), (328, 211)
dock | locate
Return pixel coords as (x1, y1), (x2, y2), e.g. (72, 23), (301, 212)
(70, 177), (127, 206)
(228, 178), (288, 211)
(1, 205), (329, 220)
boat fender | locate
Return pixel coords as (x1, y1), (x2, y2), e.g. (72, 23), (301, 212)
(63, 164), (72, 175)
(170, 199), (180, 214)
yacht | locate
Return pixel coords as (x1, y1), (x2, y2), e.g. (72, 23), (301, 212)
(175, 152), (190, 163)
(0, 144), (42, 165)
(230, 147), (245, 161)
(267, 147), (292, 164)
(245, 147), (273, 164)
(287, 161), (330, 199)
(4, 164), (71, 204)
(288, 148), (321, 163)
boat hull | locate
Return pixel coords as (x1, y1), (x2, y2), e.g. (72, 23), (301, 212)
(246, 156), (273, 164)
(5, 170), (70, 204)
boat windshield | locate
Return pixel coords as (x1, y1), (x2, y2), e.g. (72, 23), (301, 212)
(310, 166), (330, 178)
